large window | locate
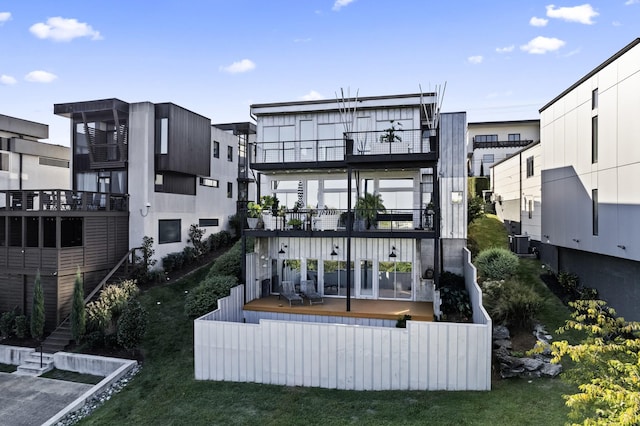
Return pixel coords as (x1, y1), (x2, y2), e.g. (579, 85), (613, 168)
(159, 219), (181, 244)
(592, 116), (598, 164)
(61, 217), (83, 247)
(227, 146), (233, 162)
(213, 141), (220, 158)
(199, 177), (219, 188)
(378, 261), (412, 299)
(0, 152), (8, 171)
(475, 134), (498, 143)
(508, 133), (521, 141)
(526, 156), (534, 177)
(482, 154), (495, 163)
(592, 189), (598, 236)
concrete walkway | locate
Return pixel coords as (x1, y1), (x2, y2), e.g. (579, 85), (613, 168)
(0, 372), (92, 426)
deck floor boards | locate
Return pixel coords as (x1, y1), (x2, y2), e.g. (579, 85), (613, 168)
(244, 296), (433, 322)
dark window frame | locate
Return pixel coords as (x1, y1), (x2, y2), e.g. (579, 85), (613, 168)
(199, 177), (219, 188)
(592, 88), (598, 110)
(199, 218), (219, 227)
(592, 115), (598, 164)
(159, 219), (181, 244)
(526, 156), (534, 178)
(227, 145), (233, 162)
(227, 182), (233, 199)
(508, 133), (521, 141)
(213, 141), (220, 159)
(592, 189), (598, 236)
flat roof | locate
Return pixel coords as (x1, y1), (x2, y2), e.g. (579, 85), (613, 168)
(489, 140), (541, 169)
(468, 119), (539, 126)
(54, 98), (130, 118)
(0, 114), (49, 139)
(540, 38), (640, 113)
(214, 122), (256, 135)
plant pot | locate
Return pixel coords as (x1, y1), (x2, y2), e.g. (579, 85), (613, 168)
(247, 217), (259, 229)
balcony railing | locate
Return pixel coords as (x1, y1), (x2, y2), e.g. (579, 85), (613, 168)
(472, 139), (533, 149)
(0, 189), (129, 212)
(248, 207), (436, 233)
(253, 129), (435, 165)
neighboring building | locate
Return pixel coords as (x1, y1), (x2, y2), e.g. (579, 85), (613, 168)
(539, 38), (640, 321)
(0, 114), (70, 191)
(0, 100), (246, 330)
(490, 141), (541, 249)
(467, 120), (539, 177)
(247, 92), (467, 304)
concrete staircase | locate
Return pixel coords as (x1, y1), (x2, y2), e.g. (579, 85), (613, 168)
(41, 321), (72, 354)
(13, 351), (54, 376)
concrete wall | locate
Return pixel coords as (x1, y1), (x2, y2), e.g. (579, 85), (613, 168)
(0, 139), (70, 191)
(439, 112), (467, 241)
(0, 345), (35, 365)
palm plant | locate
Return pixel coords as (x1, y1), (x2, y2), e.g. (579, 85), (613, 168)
(355, 192), (385, 229)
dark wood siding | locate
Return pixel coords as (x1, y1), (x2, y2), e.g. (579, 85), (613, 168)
(56, 274), (74, 326)
(0, 274), (24, 314)
(155, 103), (211, 176)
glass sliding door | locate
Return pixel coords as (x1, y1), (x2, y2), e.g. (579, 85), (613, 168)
(323, 260), (354, 296)
(378, 261), (412, 299)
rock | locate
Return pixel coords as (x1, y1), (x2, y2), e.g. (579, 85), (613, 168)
(520, 357), (544, 371)
(493, 339), (512, 349)
(493, 347), (511, 363)
(540, 362), (563, 378)
(493, 325), (510, 340)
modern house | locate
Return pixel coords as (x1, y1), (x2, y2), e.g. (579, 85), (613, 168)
(0, 114), (70, 191)
(0, 100), (246, 330)
(539, 38), (640, 321)
(247, 92), (467, 304)
(194, 92), (492, 391)
(490, 141), (541, 250)
(467, 119), (540, 177)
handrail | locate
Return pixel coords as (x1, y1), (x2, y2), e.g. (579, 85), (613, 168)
(83, 246), (143, 304)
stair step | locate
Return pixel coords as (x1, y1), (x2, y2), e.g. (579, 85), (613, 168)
(15, 363), (54, 376)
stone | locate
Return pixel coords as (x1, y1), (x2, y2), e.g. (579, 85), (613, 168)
(493, 325), (510, 340)
(540, 362), (563, 378)
(493, 339), (512, 349)
(520, 357), (544, 371)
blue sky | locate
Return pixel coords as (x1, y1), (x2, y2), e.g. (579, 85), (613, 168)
(1, 1), (639, 146)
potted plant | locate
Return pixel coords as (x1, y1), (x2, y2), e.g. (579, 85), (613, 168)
(287, 217), (304, 230)
(379, 120), (402, 143)
(260, 195), (279, 215)
(247, 201), (262, 229)
(355, 193), (385, 230)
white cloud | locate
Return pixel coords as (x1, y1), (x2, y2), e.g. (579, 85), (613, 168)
(219, 59), (256, 74)
(529, 16), (549, 26)
(612, 21), (622, 26)
(0, 74), (17, 85)
(520, 36), (566, 54)
(29, 17), (102, 42)
(0, 12), (11, 24)
(333, 0), (355, 11)
(301, 90), (324, 101)
(24, 70), (58, 83)
(546, 4), (599, 24)
(496, 45), (515, 53)
(467, 55), (483, 64)
(625, 0), (639, 5)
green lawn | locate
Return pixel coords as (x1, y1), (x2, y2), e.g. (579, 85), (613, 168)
(468, 214), (509, 253)
(41, 368), (104, 385)
(77, 257), (576, 425)
(0, 363), (17, 373)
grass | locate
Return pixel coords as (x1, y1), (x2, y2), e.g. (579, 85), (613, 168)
(75, 247), (578, 425)
(0, 363), (17, 373)
(468, 214), (509, 253)
(41, 368), (104, 385)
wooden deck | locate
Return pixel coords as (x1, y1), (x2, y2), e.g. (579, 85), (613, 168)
(244, 296), (434, 322)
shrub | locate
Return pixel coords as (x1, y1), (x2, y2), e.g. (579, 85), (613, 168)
(558, 271), (579, 294)
(85, 330), (105, 349)
(440, 286), (472, 319)
(481, 279), (543, 328)
(185, 275), (238, 318)
(71, 269), (86, 341)
(14, 315), (28, 339)
(162, 252), (184, 273)
(227, 213), (242, 237)
(438, 271), (465, 290)
(466, 235), (480, 258)
(182, 246), (198, 265)
(468, 196), (485, 224)
(475, 247), (519, 280)
(187, 224), (207, 256)
(0, 310), (16, 338)
(117, 300), (148, 351)
(85, 280), (139, 335)
(31, 272), (45, 340)
(86, 300), (113, 333)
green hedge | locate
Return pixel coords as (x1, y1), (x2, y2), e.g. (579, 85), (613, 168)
(475, 247), (519, 280)
(185, 275), (238, 318)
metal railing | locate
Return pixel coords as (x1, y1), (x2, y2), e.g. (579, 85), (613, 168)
(252, 129), (435, 165)
(0, 189), (129, 212)
(250, 207), (437, 232)
(472, 139), (533, 149)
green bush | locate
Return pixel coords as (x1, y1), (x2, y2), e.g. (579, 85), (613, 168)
(0, 310), (16, 338)
(438, 271), (465, 290)
(558, 271), (579, 294)
(31, 272), (45, 340)
(475, 247), (519, 280)
(187, 224), (207, 256)
(117, 300), (148, 351)
(468, 196), (485, 224)
(440, 286), (472, 319)
(182, 246), (198, 265)
(85, 280), (139, 334)
(14, 315), (28, 339)
(481, 279), (543, 328)
(162, 252), (185, 273)
(86, 300), (113, 333)
(185, 275), (238, 318)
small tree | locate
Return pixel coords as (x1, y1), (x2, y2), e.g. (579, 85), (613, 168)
(117, 299), (148, 351)
(187, 224), (207, 257)
(544, 300), (640, 425)
(141, 236), (156, 271)
(71, 268), (86, 342)
(30, 272), (45, 340)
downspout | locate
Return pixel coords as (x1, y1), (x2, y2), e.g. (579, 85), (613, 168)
(19, 153), (23, 190)
(346, 166), (352, 312)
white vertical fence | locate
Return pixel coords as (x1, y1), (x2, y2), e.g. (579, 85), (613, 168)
(194, 249), (492, 391)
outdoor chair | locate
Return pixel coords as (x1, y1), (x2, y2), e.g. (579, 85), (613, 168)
(280, 280), (303, 306)
(301, 279), (323, 305)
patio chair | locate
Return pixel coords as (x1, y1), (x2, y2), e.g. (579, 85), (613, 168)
(280, 280), (303, 306)
(301, 280), (323, 305)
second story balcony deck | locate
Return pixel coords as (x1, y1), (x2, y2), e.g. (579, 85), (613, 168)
(0, 189), (129, 215)
(245, 207), (437, 239)
(472, 138), (534, 150)
(252, 129), (438, 171)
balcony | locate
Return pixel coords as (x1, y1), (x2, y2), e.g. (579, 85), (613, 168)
(0, 189), (129, 213)
(245, 207), (436, 238)
(252, 129), (437, 171)
(472, 139), (533, 150)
